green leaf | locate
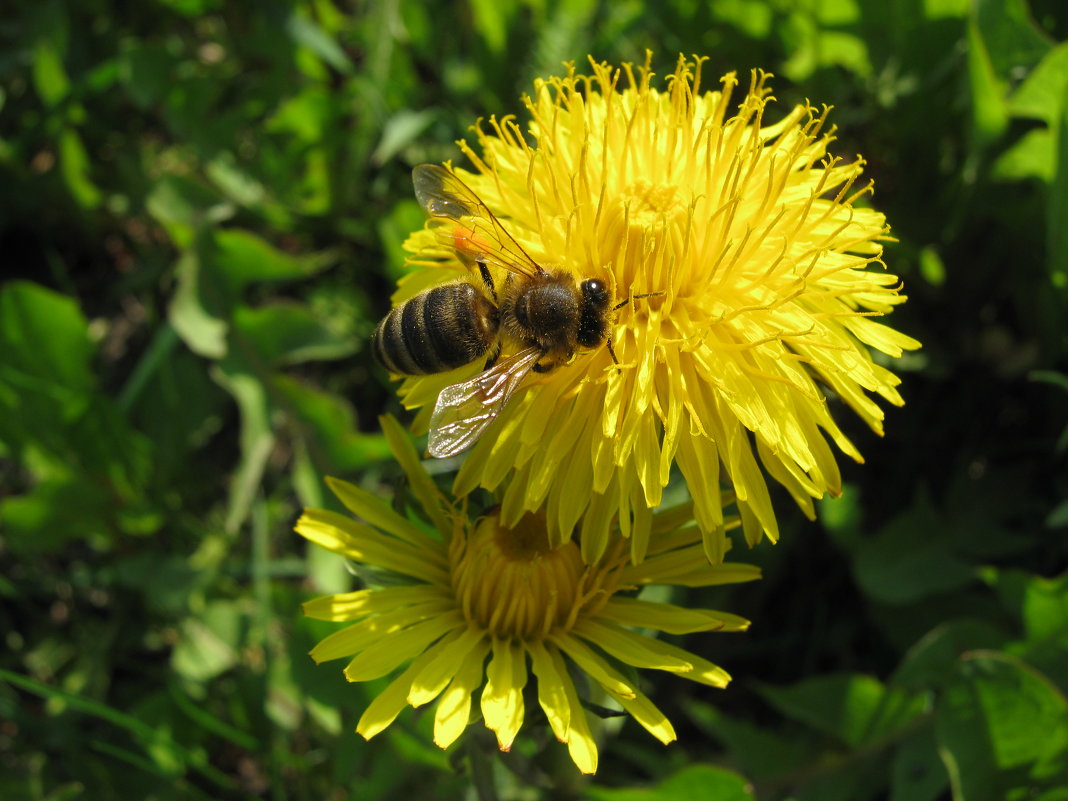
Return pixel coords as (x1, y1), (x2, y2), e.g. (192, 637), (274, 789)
(972, 0), (1052, 81)
(146, 174), (231, 247)
(710, 0), (773, 38)
(989, 569), (1068, 642)
(0, 669), (233, 788)
(378, 198), (427, 279)
(894, 619), (1008, 689)
(158, 0), (222, 17)
(1049, 82), (1068, 290)
(853, 497), (975, 604)
(372, 109), (436, 166)
(266, 85), (335, 142)
(582, 764), (755, 801)
(58, 128), (103, 209)
(168, 249), (229, 359)
(120, 44), (175, 110)
(1008, 42), (1068, 123)
(757, 673), (927, 748)
(212, 229), (333, 287)
(232, 303), (357, 366)
(0, 479), (114, 552)
(890, 724), (949, 801)
(214, 358), (275, 534)
(1047, 498), (1068, 528)
(285, 12), (353, 74)
(205, 152), (267, 209)
(918, 246), (947, 286)
(273, 376), (390, 470)
(0, 281), (93, 395)
(32, 38), (70, 107)
(469, 0), (511, 55)
(171, 601), (244, 682)
(967, 16), (1009, 148)
(992, 128), (1055, 182)
(937, 652), (1068, 800)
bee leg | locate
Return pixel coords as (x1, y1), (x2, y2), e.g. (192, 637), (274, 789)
(484, 342), (502, 370)
(605, 338), (620, 365)
(478, 261), (497, 303)
(530, 350), (554, 373)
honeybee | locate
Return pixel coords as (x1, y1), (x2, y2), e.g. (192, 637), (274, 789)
(373, 164), (649, 458)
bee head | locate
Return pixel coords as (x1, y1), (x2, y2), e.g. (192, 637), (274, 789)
(580, 278), (611, 310)
(577, 278), (612, 348)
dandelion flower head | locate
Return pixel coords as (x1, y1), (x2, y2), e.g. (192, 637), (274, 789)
(395, 53), (920, 563)
(296, 417), (760, 774)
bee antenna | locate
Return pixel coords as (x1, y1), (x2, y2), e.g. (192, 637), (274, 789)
(612, 290), (665, 311)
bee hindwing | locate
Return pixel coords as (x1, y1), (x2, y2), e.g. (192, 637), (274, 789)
(427, 347), (544, 457)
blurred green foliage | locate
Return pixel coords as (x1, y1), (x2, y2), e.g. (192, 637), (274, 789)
(2, 0), (1067, 799)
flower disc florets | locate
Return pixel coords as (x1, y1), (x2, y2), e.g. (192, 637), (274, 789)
(396, 54), (920, 563)
(296, 417), (760, 773)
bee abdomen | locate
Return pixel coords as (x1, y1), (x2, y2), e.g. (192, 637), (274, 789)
(372, 282), (497, 375)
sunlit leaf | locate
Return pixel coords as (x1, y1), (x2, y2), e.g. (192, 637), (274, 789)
(58, 128), (102, 209)
(233, 303), (358, 365)
(168, 249), (229, 359)
(583, 764), (755, 800)
(32, 38), (70, 107)
(757, 673), (927, 748)
(285, 12), (353, 74)
(937, 652), (1068, 800)
(1008, 42), (1068, 123)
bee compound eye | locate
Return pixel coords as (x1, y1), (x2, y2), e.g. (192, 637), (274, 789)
(581, 279), (609, 305)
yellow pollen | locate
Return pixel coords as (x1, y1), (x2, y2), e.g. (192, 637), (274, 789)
(450, 513), (623, 641)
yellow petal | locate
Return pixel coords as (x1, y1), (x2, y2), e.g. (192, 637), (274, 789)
(527, 640), (570, 742)
(480, 639), (527, 751)
(573, 619), (693, 671)
(302, 585), (446, 622)
(309, 600), (454, 663)
(325, 475), (442, 550)
(597, 597), (751, 633)
(295, 509), (448, 584)
(344, 612), (463, 682)
(379, 415), (453, 538)
(409, 626), (487, 707)
(550, 633), (636, 699)
(603, 684), (676, 745)
(624, 550), (761, 588)
(355, 659), (421, 740)
(547, 646), (598, 774)
(433, 638), (491, 749)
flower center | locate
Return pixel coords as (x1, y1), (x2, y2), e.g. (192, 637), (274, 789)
(621, 180), (682, 228)
(450, 512), (618, 641)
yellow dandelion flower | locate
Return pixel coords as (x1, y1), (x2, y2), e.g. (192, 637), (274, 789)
(296, 416), (760, 774)
(390, 53), (920, 563)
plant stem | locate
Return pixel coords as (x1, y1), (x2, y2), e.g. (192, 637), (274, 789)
(468, 733), (500, 801)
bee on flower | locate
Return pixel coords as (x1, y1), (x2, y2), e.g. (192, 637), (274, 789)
(381, 53), (920, 563)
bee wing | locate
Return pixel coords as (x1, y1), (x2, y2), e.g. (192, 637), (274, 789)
(412, 164), (544, 279)
(427, 346), (544, 458)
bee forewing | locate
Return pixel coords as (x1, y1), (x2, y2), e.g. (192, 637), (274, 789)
(427, 347), (543, 458)
(411, 164), (544, 279)
(412, 164), (476, 219)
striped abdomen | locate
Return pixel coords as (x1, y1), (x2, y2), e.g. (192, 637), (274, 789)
(372, 282), (498, 375)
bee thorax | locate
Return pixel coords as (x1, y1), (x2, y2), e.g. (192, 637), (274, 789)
(507, 281), (581, 352)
